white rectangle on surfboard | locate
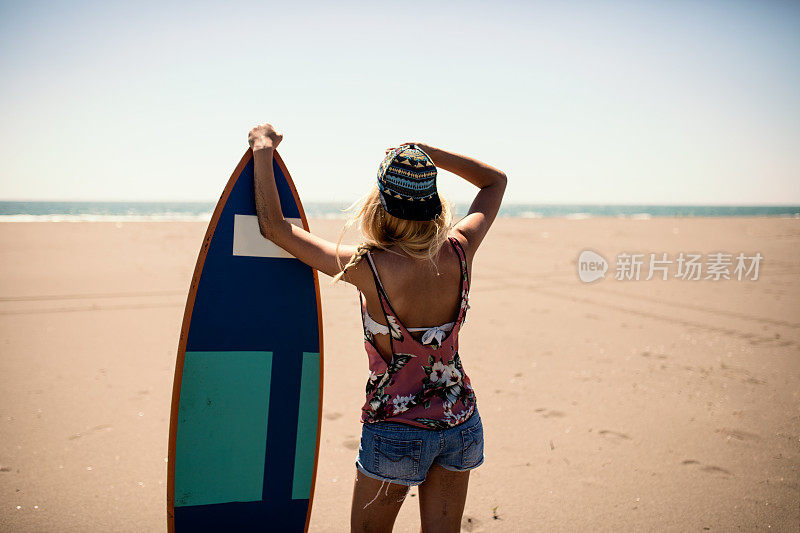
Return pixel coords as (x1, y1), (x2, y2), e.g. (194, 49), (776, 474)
(232, 214), (302, 258)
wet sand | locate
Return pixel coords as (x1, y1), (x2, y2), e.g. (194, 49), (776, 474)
(0, 217), (798, 531)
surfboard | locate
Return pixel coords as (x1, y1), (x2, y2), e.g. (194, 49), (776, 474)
(167, 149), (324, 532)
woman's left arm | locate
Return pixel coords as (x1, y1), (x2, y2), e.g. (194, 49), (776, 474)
(248, 123), (365, 283)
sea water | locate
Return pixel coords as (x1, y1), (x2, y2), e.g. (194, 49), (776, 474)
(0, 201), (798, 222)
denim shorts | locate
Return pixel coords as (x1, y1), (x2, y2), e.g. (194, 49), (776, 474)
(355, 408), (485, 486)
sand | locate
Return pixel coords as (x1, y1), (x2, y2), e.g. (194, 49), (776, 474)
(0, 217), (798, 531)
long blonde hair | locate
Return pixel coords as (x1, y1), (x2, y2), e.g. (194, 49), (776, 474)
(332, 183), (453, 284)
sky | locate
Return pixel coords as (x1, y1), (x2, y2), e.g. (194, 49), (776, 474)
(0, 0), (798, 204)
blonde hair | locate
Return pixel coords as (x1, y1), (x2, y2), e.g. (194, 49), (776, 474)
(332, 183), (453, 284)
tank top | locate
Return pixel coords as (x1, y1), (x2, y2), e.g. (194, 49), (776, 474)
(358, 236), (478, 429)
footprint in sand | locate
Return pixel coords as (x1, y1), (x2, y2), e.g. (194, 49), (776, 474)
(719, 363), (766, 385)
(715, 427), (760, 442)
(68, 424), (113, 440)
(700, 465), (732, 475)
(681, 459), (733, 476)
(598, 430), (631, 441)
(534, 408), (565, 418)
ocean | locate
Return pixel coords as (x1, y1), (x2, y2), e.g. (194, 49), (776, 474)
(0, 201), (798, 222)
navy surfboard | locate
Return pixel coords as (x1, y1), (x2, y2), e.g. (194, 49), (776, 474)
(167, 149), (324, 532)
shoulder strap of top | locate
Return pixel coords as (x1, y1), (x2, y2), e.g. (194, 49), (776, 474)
(448, 236), (470, 291)
(364, 250), (394, 317)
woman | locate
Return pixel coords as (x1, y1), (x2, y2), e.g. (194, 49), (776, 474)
(248, 123), (506, 532)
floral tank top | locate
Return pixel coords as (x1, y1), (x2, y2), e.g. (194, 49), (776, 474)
(358, 236), (477, 429)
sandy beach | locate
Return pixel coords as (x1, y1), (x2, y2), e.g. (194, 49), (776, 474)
(0, 217), (798, 532)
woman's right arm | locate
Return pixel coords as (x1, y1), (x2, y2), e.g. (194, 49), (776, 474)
(417, 143), (507, 261)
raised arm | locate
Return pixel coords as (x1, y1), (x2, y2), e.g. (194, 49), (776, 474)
(248, 123), (369, 286)
(416, 143), (506, 262)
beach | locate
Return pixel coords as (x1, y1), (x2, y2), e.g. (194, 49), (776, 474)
(0, 217), (798, 531)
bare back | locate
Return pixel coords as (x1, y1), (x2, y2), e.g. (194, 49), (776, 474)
(358, 234), (470, 363)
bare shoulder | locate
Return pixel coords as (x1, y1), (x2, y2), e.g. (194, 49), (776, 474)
(335, 244), (375, 291)
(448, 231), (469, 258)
(446, 232), (472, 284)
(449, 227), (476, 266)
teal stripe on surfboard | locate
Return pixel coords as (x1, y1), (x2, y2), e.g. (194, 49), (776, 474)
(292, 352), (320, 500)
(174, 351), (273, 507)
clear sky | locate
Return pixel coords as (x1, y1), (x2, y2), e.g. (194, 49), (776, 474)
(1, 1), (798, 204)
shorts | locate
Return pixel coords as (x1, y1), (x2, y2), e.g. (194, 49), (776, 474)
(355, 407), (485, 487)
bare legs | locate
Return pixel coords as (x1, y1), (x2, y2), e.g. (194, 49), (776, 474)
(350, 469), (409, 532)
(418, 464), (470, 533)
(350, 464), (470, 533)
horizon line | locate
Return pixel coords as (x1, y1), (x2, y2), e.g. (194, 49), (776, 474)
(1, 198), (800, 207)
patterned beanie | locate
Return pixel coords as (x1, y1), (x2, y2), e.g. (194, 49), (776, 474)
(377, 145), (442, 221)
